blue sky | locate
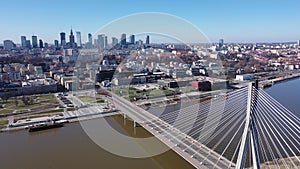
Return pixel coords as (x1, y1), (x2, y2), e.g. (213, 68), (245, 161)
(1, 0), (300, 44)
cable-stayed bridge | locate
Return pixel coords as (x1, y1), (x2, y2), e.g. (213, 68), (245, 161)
(103, 83), (300, 169)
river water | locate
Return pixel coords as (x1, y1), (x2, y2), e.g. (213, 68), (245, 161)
(0, 78), (299, 169)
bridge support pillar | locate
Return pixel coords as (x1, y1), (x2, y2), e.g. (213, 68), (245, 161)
(236, 82), (261, 169)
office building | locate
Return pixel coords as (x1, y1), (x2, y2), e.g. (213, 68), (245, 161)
(54, 40), (59, 47)
(130, 35), (135, 44)
(97, 34), (105, 48)
(88, 33), (93, 45)
(3, 40), (15, 50)
(21, 36), (26, 48)
(298, 40), (300, 46)
(76, 31), (82, 47)
(60, 32), (66, 47)
(25, 40), (31, 48)
(39, 39), (44, 48)
(69, 29), (75, 48)
(219, 39), (224, 48)
(146, 35), (150, 44)
(104, 36), (108, 48)
(121, 33), (126, 45)
(32, 35), (38, 48)
(112, 37), (118, 46)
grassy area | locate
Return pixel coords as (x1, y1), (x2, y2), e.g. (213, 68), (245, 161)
(0, 109), (13, 115)
(0, 94), (58, 112)
(78, 96), (95, 102)
(96, 99), (105, 103)
(0, 120), (8, 125)
(67, 108), (76, 111)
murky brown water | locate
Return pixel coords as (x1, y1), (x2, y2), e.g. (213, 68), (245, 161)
(0, 115), (194, 169)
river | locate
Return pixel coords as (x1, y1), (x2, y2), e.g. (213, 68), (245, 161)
(0, 78), (299, 169)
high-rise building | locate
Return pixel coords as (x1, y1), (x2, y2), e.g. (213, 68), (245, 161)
(3, 40), (15, 50)
(54, 40), (59, 47)
(44, 43), (48, 48)
(219, 39), (224, 48)
(97, 34), (105, 48)
(88, 33), (93, 45)
(25, 40), (31, 49)
(104, 36), (108, 48)
(112, 37), (118, 46)
(60, 32), (66, 47)
(21, 36), (26, 48)
(129, 35), (135, 44)
(121, 33), (126, 45)
(138, 40), (143, 46)
(146, 35), (150, 44)
(69, 29), (75, 48)
(76, 31), (82, 47)
(32, 35), (38, 48)
(39, 39), (44, 48)
(298, 40), (300, 46)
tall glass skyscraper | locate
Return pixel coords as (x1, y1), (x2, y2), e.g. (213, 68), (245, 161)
(76, 31), (82, 47)
(130, 35), (135, 44)
(121, 33), (126, 45)
(32, 35), (38, 48)
(146, 35), (150, 45)
(60, 32), (66, 47)
(21, 36), (26, 48)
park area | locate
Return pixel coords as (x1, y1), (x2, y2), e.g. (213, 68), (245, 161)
(0, 94), (59, 116)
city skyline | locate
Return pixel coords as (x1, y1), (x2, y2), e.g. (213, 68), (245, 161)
(1, 0), (300, 43)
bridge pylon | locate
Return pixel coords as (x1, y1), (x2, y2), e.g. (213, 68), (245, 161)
(236, 82), (261, 169)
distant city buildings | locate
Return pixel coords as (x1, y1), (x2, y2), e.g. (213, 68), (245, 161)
(121, 33), (126, 45)
(76, 31), (82, 47)
(39, 39), (43, 48)
(129, 35), (135, 44)
(54, 40), (59, 48)
(3, 40), (15, 50)
(32, 35), (38, 48)
(69, 29), (75, 48)
(298, 40), (300, 46)
(60, 32), (66, 47)
(146, 35), (150, 44)
(112, 37), (118, 46)
(21, 36), (26, 48)
(87, 33), (93, 48)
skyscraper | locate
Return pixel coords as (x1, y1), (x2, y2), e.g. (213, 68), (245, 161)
(32, 35), (38, 48)
(25, 40), (31, 49)
(104, 36), (108, 49)
(21, 36), (26, 48)
(121, 33), (126, 45)
(219, 39), (224, 48)
(97, 34), (105, 48)
(54, 40), (59, 47)
(146, 35), (150, 45)
(88, 33), (93, 45)
(60, 32), (66, 47)
(129, 35), (135, 44)
(69, 29), (75, 48)
(298, 40), (300, 46)
(76, 31), (82, 47)
(39, 39), (44, 48)
(112, 37), (118, 46)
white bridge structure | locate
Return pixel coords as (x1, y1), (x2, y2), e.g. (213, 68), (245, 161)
(102, 83), (299, 169)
